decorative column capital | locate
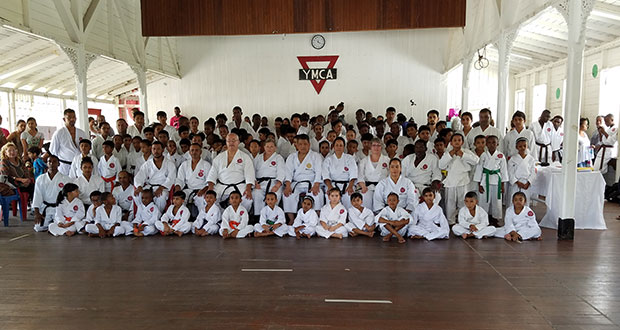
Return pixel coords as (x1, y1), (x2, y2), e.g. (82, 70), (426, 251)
(58, 44), (97, 82)
(554, 0), (594, 41)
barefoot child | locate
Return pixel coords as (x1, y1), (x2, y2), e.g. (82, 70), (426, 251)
(49, 183), (85, 237)
(254, 192), (288, 237)
(83, 191), (102, 233)
(98, 141), (121, 192)
(508, 138), (537, 206)
(192, 190), (221, 236)
(288, 196), (319, 239)
(345, 193), (376, 237)
(473, 135), (508, 226)
(316, 188), (348, 239)
(495, 192), (542, 241)
(85, 192), (125, 238)
(112, 171), (135, 222)
(452, 191), (496, 239)
(376, 193), (411, 243)
(132, 189), (160, 236)
(408, 188), (449, 240)
(220, 191), (254, 239)
(156, 191), (191, 237)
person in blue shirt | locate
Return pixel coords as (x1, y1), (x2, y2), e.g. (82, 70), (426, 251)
(27, 146), (46, 180)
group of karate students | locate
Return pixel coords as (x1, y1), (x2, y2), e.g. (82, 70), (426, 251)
(32, 106), (554, 242)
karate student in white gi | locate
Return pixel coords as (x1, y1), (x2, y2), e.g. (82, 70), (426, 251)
(254, 192), (288, 237)
(503, 111), (535, 159)
(134, 141), (177, 213)
(466, 108), (503, 152)
(283, 134), (324, 224)
(206, 132), (255, 211)
(48, 109), (89, 176)
(127, 110), (146, 139)
(75, 157), (105, 207)
(49, 183), (85, 237)
(452, 192), (496, 239)
(316, 188), (349, 239)
(550, 115), (564, 162)
(156, 191), (191, 237)
(345, 193), (376, 238)
(373, 158), (418, 213)
(253, 139), (286, 217)
(33, 156), (69, 232)
(288, 196), (319, 239)
(69, 139), (99, 179)
(439, 133), (480, 225)
(220, 191), (254, 239)
(85, 192), (126, 238)
(98, 141), (121, 192)
(402, 139), (442, 195)
(495, 192), (542, 241)
(593, 114), (618, 174)
(508, 138), (537, 206)
(376, 193), (412, 244)
(112, 171), (135, 222)
(192, 190), (221, 236)
(322, 137), (358, 209)
(83, 191), (102, 233)
(408, 188), (450, 241)
(175, 143), (211, 213)
(357, 138), (390, 211)
(473, 135), (508, 224)
(132, 189), (160, 237)
(92, 121), (113, 160)
(531, 110), (553, 163)
(128, 139), (152, 176)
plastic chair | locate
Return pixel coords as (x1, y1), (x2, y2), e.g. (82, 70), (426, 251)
(0, 190), (21, 227)
(10, 188), (28, 221)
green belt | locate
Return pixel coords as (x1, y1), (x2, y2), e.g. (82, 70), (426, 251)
(266, 219), (275, 225)
(482, 168), (501, 201)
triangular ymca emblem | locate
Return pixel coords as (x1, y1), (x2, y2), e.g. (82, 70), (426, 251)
(297, 55), (339, 94)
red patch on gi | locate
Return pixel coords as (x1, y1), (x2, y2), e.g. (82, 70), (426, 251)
(59, 183), (64, 188)
(110, 163), (115, 168)
(498, 154), (503, 158)
(528, 211), (534, 216)
(73, 205), (78, 211)
(240, 210), (244, 215)
(560, 133), (564, 137)
(198, 170), (204, 177)
(400, 187), (405, 193)
(150, 207), (154, 212)
(547, 128), (551, 132)
(339, 209), (345, 214)
(344, 167), (349, 171)
(180, 210), (183, 215)
(237, 158), (243, 163)
(271, 161), (276, 166)
(422, 164), (428, 170)
(382, 163), (387, 168)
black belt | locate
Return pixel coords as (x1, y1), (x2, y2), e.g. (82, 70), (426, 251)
(536, 142), (550, 163)
(257, 177), (276, 193)
(217, 180), (246, 208)
(331, 180), (349, 195)
(183, 186), (200, 203)
(365, 181), (378, 188)
(59, 159), (72, 165)
(41, 201), (59, 216)
(292, 180), (312, 191)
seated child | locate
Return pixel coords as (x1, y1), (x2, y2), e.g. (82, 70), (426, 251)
(156, 191), (191, 237)
(85, 192), (125, 238)
(192, 190), (221, 236)
(49, 183), (85, 237)
(254, 192), (288, 237)
(288, 196), (319, 239)
(376, 192), (411, 243)
(452, 191), (496, 239)
(316, 188), (348, 239)
(495, 192), (542, 241)
(408, 188), (449, 240)
(28, 146), (47, 180)
(220, 191), (254, 239)
(132, 189), (161, 237)
(112, 171), (135, 222)
(345, 192), (376, 237)
(83, 191), (102, 232)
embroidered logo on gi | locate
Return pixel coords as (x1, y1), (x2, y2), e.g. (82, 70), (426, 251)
(240, 210), (244, 215)
(73, 205), (78, 211)
(271, 161), (277, 166)
(150, 207), (154, 212)
(198, 170), (204, 177)
(382, 163), (387, 168)
(344, 167), (349, 171)
(110, 163), (115, 168)
(547, 128), (551, 132)
(400, 187), (405, 193)
(339, 209), (345, 214)
(59, 183), (64, 188)
(275, 215), (278, 219)
(180, 210), (183, 215)
(498, 154), (503, 158)
(422, 164), (428, 170)
(237, 159), (242, 163)
(560, 133), (564, 137)
(128, 196), (133, 201)
(306, 163), (312, 169)
(528, 211), (534, 216)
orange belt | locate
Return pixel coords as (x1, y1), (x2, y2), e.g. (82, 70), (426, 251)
(229, 221), (240, 230)
(64, 216), (72, 222)
(102, 175), (116, 191)
(171, 219), (180, 227)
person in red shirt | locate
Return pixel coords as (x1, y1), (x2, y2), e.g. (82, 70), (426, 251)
(169, 106), (182, 129)
(0, 115), (9, 138)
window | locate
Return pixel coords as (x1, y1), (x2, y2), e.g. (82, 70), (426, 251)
(599, 66), (620, 120)
(515, 89), (526, 113)
(446, 64), (463, 114)
(532, 84), (547, 122)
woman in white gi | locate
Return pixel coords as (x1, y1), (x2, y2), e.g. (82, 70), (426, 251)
(49, 183), (85, 237)
(220, 191), (254, 239)
(373, 158), (417, 213)
(192, 190), (221, 236)
(316, 188), (349, 239)
(254, 192), (288, 237)
(322, 137), (358, 209)
(408, 188), (449, 241)
(85, 192), (126, 238)
(452, 192), (496, 239)
(288, 196), (319, 239)
(156, 191), (191, 236)
(508, 138), (537, 206)
(33, 156), (69, 232)
(495, 192), (541, 241)
(253, 139), (286, 216)
(376, 193), (411, 243)
(132, 189), (160, 237)
(357, 138), (390, 211)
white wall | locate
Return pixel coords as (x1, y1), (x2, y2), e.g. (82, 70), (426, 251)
(147, 29), (452, 124)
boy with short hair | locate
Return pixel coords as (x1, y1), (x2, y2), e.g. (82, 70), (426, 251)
(508, 138), (537, 206)
(156, 191), (191, 237)
(69, 139), (99, 179)
(345, 192), (376, 237)
(254, 192), (288, 237)
(192, 190), (221, 236)
(452, 192), (496, 239)
(98, 140), (121, 192)
(495, 192), (542, 241)
(220, 191), (254, 239)
(27, 146), (46, 180)
(132, 189), (160, 237)
(473, 135), (508, 225)
(376, 193), (411, 243)
(112, 170), (135, 221)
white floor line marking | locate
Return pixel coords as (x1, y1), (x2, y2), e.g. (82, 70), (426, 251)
(9, 234), (30, 242)
(240, 259), (291, 262)
(325, 299), (392, 304)
(241, 268), (293, 272)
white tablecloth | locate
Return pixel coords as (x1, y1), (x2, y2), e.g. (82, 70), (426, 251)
(532, 165), (607, 230)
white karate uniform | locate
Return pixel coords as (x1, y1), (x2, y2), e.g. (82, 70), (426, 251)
(507, 154), (537, 205)
(315, 202), (348, 239)
(132, 202), (160, 236)
(227, 121), (257, 138)
(357, 154), (390, 211)
(531, 121), (553, 163)
(49, 198), (86, 236)
(134, 158), (177, 212)
(167, 152), (186, 168)
(473, 150), (509, 219)
(550, 126), (564, 155)
(503, 128), (536, 159)
(206, 149), (255, 211)
(92, 135), (113, 160)
(76, 174), (105, 206)
(127, 125), (145, 139)
(49, 126), (89, 175)
(373, 175), (418, 213)
(85, 205), (126, 236)
(219, 205), (253, 238)
(593, 125), (618, 174)
(288, 208), (319, 236)
(254, 205), (288, 237)
(112, 184), (136, 221)
(98, 155), (121, 192)
(68, 153), (99, 179)
(495, 205), (541, 240)
(283, 151), (324, 213)
(128, 152), (151, 175)
(113, 147), (128, 170)
(32, 172), (69, 232)
(156, 204), (191, 235)
(467, 125), (504, 152)
(192, 203), (221, 235)
(396, 136), (415, 156)
(176, 158), (212, 210)
(253, 153), (286, 216)
(310, 136), (327, 153)
(375, 205), (411, 237)
(439, 149), (480, 224)
(345, 206), (376, 232)
(408, 202), (449, 240)
(85, 204), (98, 225)
(322, 153), (358, 208)
(452, 205), (496, 239)
(277, 137), (296, 160)
(402, 153), (442, 192)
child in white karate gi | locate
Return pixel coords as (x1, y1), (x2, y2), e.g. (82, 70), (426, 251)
(452, 191), (496, 239)
(376, 193), (411, 244)
(49, 183), (85, 237)
(86, 192), (125, 238)
(98, 141), (121, 192)
(408, 188), (450, 241)
(220, 191), (254, 239)
(156, 191), (191, 237)
(83, 191), (102, 233)
(508, 138), (537, 206)
(288, 196), (319, 239)
(345, 193), (376, 237)
(316, 188), (349, 239)
(254, 192), (288, 237)
(495, 192), (542, 241)
(473, 135), (508, 225)
(132, 189), (160, 237)
(193, 190), (222, 236)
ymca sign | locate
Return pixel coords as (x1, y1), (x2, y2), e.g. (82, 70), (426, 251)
(297, 55), (339, 95)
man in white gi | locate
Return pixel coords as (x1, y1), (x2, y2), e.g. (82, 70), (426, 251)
(467, 108), (503, 152)
(127, 110), (146, 138)
(33, 156), (69, 232)
(594, 114), (618, 175)
(134, 141), (177, 212)
(48, 109), (89, 176)
(531, 110), (553, 163)
(175, 143), (212, 212)
(402, 140), (442, 193)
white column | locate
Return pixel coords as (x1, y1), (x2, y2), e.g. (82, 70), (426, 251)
(496, 30), (517, 134)
(8, 91), (16, 130)
(59, 44), (97, 131)
(132, 65), (149, 125)
(555, 0), (593, 240)
(461, 55), (473, 114)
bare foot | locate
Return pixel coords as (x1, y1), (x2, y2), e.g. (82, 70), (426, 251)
(397, 236), (406, 244)
(369, 231), (375, 237)
(350, 231), (358, 237)
(461, 233), (468, 239)
(383, 235), (391, 242)
(66, 231), (75, 237)
(333, 233), (343, 239)
(175, 231), (183, 237)
(304, 234), (312, 239)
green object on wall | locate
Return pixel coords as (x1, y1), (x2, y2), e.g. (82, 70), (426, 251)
(556, 88), (561, 100)
(593, 64), (599, 78)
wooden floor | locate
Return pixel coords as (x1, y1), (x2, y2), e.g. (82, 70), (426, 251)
(1, 203), (620, 330)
